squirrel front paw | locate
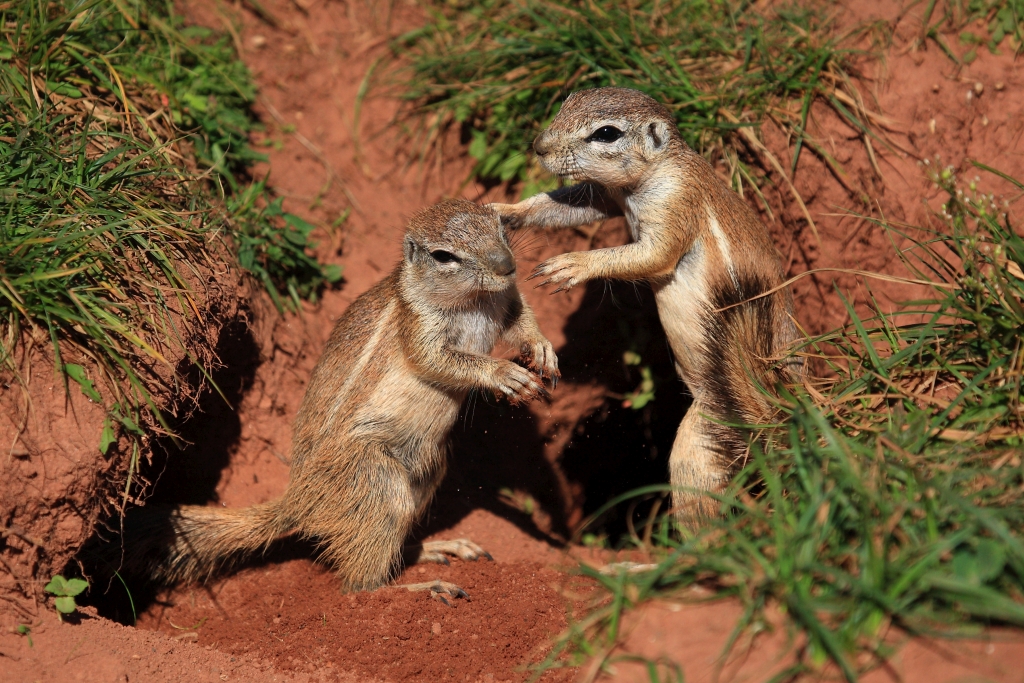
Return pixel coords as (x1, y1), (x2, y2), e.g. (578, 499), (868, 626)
(528, 252), (589, 292)
(486, 203), (524, 231)
(492, 360), (546, 405)
(519, 338), (559, 386)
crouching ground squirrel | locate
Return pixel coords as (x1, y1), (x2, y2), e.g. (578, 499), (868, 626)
(116, 199), (558, 601)
(490, 87), (804, 520)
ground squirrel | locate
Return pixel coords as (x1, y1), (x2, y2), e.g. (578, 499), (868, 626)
(116, 199), (558, 600)
(490, 87), (803, 520)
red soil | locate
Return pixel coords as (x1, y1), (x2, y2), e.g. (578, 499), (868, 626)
(0, 606), (318, 683)
(3, 0), (1023, 681)
(612, 600), (1024, 683)
(140, 558), (576, 682)
(766, 0), (1024, 334)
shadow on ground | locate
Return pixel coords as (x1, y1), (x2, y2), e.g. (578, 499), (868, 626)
(78, 314), (262, 624)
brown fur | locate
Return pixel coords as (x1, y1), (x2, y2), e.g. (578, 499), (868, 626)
(490, 87), (803, 520)
(116, 200), (557, 590)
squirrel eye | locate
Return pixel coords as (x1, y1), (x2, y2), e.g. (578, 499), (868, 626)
(430, 249), (460, 264)
(586, 125), (624, 143)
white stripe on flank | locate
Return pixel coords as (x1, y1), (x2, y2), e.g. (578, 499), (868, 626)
(326, 299), (396, 431)
(708, 211), (740, 292)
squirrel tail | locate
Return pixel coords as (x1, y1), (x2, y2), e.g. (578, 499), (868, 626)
(702, 276), (800, 470)
(112, 499), (291, 584)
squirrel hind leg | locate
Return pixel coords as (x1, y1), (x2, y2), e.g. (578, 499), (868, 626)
(407, 538), (493, 565)
(667, 403), (730, 525)
(310, 448), (420, 591)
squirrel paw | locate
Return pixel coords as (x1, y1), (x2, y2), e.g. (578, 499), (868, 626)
(398, 580), (470, 605)
(529, 252), (587, 292)
(520, 339), (560, 387)
(418, 539), (493, 563)
(485, 202), (524, 230)
(494, 360), (547, 404)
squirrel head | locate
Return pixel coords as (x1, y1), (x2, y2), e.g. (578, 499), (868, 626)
(402, 199), (517, 308)
(533, 87), (684, 188)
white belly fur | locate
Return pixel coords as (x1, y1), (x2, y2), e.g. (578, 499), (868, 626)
(362, 366), (462, 444)
(652, 237), (709, 395)
(351, 298), (507, 447)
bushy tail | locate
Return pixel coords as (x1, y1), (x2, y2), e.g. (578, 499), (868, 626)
(703, 279), (803, 470)
(113, 500), (291, 584)
(725, 303), (794, 420)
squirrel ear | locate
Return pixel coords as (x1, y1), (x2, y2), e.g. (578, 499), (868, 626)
(403, 237), (418, 263)
(647, 121), (670, 151)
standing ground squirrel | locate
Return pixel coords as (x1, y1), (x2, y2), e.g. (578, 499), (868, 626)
(490, 87), (804, 520)
(116, 199), (558, 601)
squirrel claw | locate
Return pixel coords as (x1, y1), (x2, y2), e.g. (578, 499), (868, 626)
(495, 361), (545, 404)
(520, 341), (559, 387)
(398, 580), (470, 605)
(532, 254), (584, 291)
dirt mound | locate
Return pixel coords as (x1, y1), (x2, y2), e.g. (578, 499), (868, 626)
(0, 1), (253, 612)
(138, 558), (577, 682)
(1, 359), (109, 610)
(0, 605), (317, 683)
(0, 274), (243, 617)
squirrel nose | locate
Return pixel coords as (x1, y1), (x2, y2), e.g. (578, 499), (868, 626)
(533, 132), (552, 157)
(489, 249), (516, 277)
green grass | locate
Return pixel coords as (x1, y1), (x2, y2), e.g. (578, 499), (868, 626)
(922, 0), (1024, 61)
(397, 0), (884, 212)
(0, 0), (339, 503)
(537, 164), (1024, 681)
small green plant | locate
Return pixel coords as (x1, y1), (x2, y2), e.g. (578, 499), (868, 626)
(580, 533), (609, 549)
(498, 487), (537, 516)
(228, 180), (345, 312)
(44, 575), (89, 619)
(15, 624), (33, 647)
(621, 352), (655, 410)
(921, 0), (1024, 61)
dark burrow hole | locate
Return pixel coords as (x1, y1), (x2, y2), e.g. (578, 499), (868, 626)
(76, 313), (263, 624)
(554, 279), (687, 539)
(409, 278), (685, 552)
